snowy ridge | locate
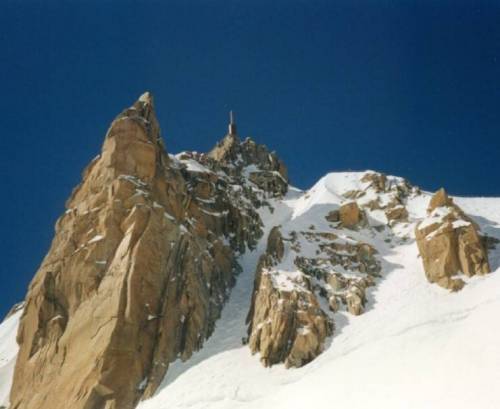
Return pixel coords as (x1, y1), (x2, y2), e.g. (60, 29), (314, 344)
(136, 173), (500, 409)
(1, 172), (499, 409)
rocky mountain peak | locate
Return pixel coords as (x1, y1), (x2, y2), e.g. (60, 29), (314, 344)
(9, 94), (264, 409)
(2, 95), (497, 409)
(427, 187), (453, 212)
(116, 92), (161, 139)
(205, 116), (288, 198)
(138, 91), (153, 105)
(98, 92), (168, 185)
(207, 131), (241, 162)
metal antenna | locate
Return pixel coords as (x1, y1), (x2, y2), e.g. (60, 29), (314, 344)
(228, 110), (237, 135)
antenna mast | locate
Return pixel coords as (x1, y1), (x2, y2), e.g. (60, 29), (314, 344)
(228, 110), (237, 135)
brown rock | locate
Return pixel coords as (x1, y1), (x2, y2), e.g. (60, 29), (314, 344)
(206, 122), (288, 198)
(344, 172), (415, 226)
(246, 227), (333, 368)
(427, 187), (454, 212)
(248, 171), (288, 197)
(415, 189), (490, 291)
(458, 223), (491, 276)
(266, 226), (285, 261)
(339, 202), (363, 228)
(10, 93), (264, 409)
(328, 295), (340, 312)
(346, 291), (364, 315)
(297, 233), (381, 278)
(248, 273), (333, 368)
(360, 172), (387, 192)
(327, 273), (347, 291)
(385, 204), (409, 224)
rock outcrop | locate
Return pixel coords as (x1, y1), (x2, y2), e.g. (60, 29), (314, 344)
(295, 231), (379, 316)
(206, 130), (288, 198)
(339, 201), (362, 227)
(326, 201), (364, 228)
(247, 218), (381, 368)
(247, 227), (333, 368)
(415, 188), (490, 291)
(10, 94), (265, 409)
(343, 171), (413, 226)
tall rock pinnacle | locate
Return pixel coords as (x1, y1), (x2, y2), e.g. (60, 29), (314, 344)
(10, 93), (263, 409)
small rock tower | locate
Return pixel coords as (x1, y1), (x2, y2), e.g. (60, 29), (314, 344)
(228, 110), (237, 135)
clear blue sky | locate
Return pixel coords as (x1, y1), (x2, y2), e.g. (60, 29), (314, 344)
(1, 0), (499, 317)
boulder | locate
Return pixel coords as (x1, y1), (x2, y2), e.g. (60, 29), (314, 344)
(385, 204), (409, 224)
(427, 187), (454, 212)
(346, 288), (364, 315)
(415, 189), (490, 291)
(339, 202), (363, 228)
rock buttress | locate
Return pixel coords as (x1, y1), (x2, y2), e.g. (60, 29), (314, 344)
(10, 93), (261, 409)
(246, 227), (333, 368)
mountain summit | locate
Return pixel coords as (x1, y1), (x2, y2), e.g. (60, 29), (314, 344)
(1, 94), (498, 409)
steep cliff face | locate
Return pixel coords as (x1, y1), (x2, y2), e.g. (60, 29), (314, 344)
(9, 94), (273, 409)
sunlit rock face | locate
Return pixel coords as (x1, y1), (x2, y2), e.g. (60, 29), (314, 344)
(415, 188), (490, 291)
(246, 226), (334, 368)
(9, 94), (266, 409)
(207, 131), (288, 198)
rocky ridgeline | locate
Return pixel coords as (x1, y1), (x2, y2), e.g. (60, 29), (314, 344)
(245, 171), (492, 368)
(206, 131), (288, 198)
(415, 188), (490, 291)
(7, 93), (494, 409)
(246, 227), (334, 368)
(342, 171), (414, 226)
(245, 172), (416, 368)
(10, 94), (284, 409)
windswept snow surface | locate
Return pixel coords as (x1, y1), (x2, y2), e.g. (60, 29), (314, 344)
(0, 309), (22, 407)
(138, 175), (500, 409)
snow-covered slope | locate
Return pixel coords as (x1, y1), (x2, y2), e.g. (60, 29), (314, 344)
(1, 172), (499, 409)
(0, 309), (22, 407)
(136, 174), (500, 409)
